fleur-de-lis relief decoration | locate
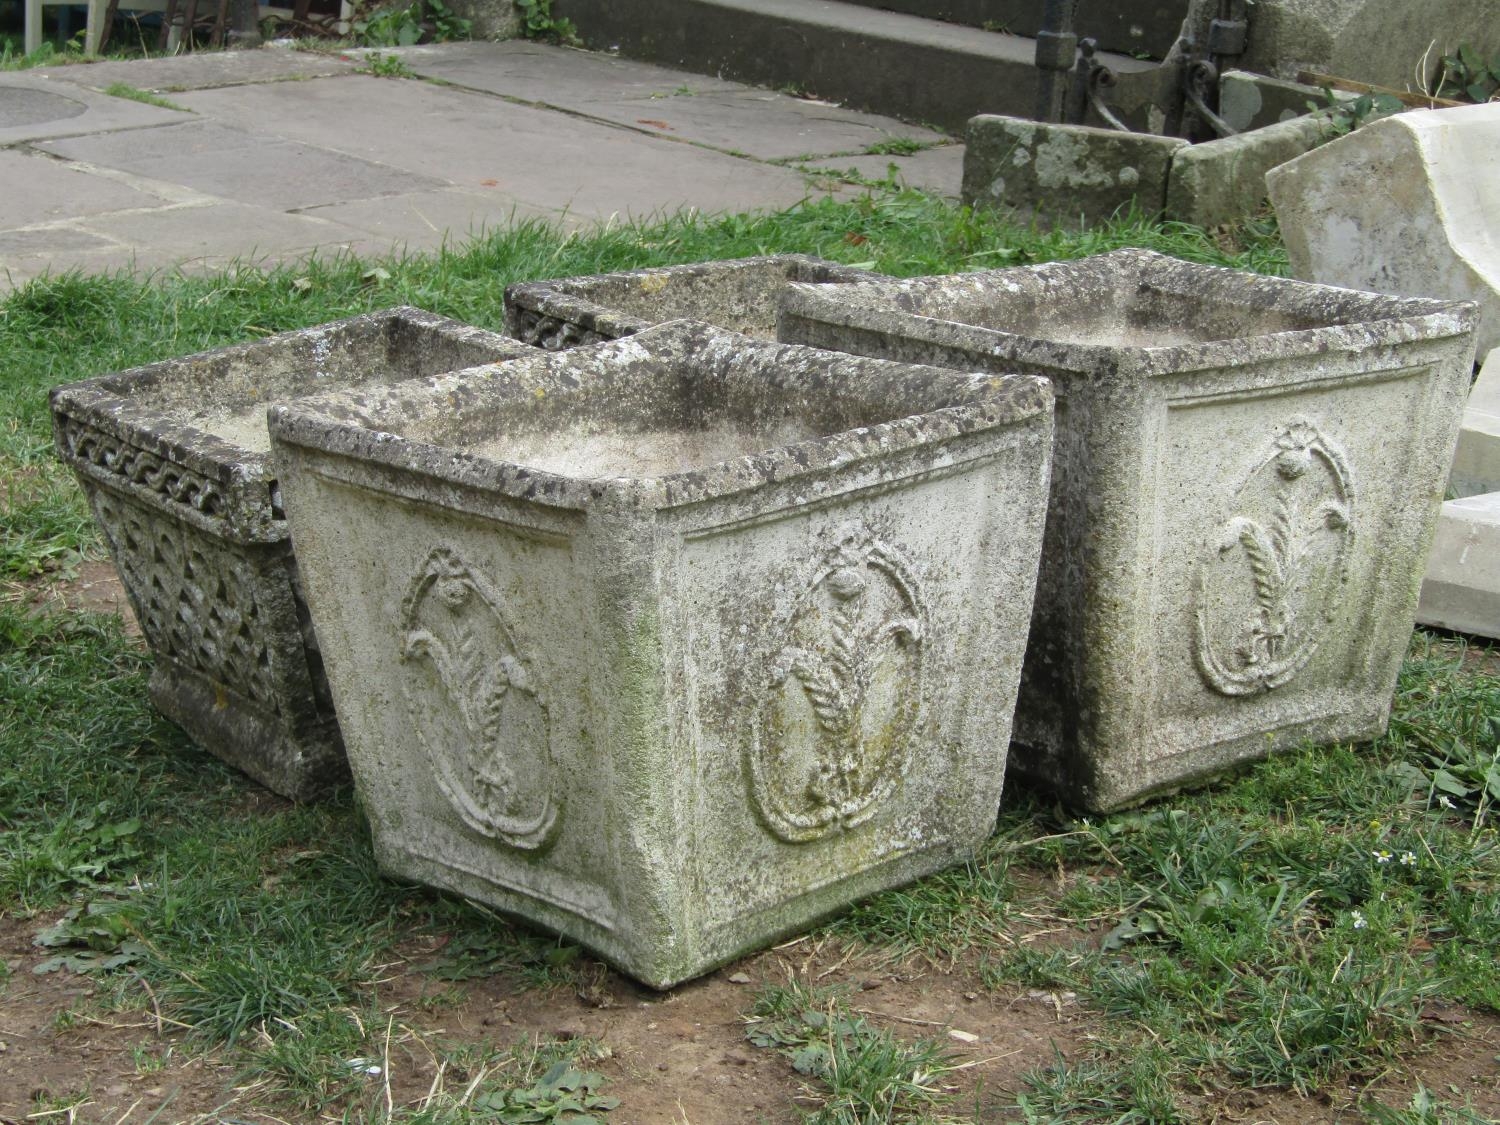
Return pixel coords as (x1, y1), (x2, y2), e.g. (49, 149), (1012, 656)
(400, 546), (560, 850)
(1195, 418), (1355, 696)
(748, 529), (929, 843)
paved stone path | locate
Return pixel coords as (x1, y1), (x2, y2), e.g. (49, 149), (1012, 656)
(0, 40), (963, 287)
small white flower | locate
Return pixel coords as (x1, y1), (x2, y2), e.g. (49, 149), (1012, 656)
(1438, 795), (1456, 809)
(1373, 850), (1392, 864)
(1399, 851), (1417, 867)
(1350, 910), (1367, 930)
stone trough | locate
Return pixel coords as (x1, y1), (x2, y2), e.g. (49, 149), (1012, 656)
(50, 308), (532, 801)
(266, 320), (1054, 987)
(503, 254), (873, 349)
(780, 248), (1477, 811)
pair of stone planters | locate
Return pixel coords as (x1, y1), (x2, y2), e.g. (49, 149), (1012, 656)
(780, 249), (1477, 810)
(50, 308), (533, 800)
(266, 320), (1055, 988)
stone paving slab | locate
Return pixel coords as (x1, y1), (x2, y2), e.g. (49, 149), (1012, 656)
(75, 200), (363, 265)
(798, 145), (964, 198)
(389, 40), (946, 162)
(175, 74), (836, 222)
(32, 46), (362, 92)
(0, 73), (185, 145)
(2, 42), (963, 287)
(0, 148), (173, 226)
(41, 118), (447, 210)
(296, 187), (582, 247)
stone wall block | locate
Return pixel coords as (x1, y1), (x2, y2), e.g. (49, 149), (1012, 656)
(961, 115), (1186, 225)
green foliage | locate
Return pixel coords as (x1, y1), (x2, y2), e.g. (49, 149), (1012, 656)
(862, 137), (931, 157)
(32, 895), (148, 974)
(981, 633), (1500, 1120)
(1313, 87), (1405, 137)
(0, 38), (59, 69)
(101, 82), (191, 111)
(745, 982), (959, 1124)
(1364, 1086), (1496, 1125)
(1436, 44), (1500, 104)
(472, 1060), (620, 1123)
(352, 0), (470, 48)
(515, 0), (578, 44)
(363, 49), (417, 77)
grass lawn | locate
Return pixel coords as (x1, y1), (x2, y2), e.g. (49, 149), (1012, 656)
(2, 191), (1497, 1123)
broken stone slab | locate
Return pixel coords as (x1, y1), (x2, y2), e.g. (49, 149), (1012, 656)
(503, 255), (875, 349)
(266, 319), (1055, 987)
(1452, 347), (1500, 500)
(962, 115), (1187, 225)
(779, 248), (1477, 811)
(1267, 103), (1500, 358)
(50, 308), (532, 801)
(1416, 492), (1500, 641)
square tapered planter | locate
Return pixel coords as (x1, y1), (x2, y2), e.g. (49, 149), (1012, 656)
(50, 308), (532, 801)
(503, 254), (874, 349)
(267, 320), (1054, 987)
(780, 249), (1477, 811)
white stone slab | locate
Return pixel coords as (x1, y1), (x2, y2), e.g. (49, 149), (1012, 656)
(1453, 346), (1500, 499)
(1416, 492), (1500, 641)
(1267, 103), (1500, 357)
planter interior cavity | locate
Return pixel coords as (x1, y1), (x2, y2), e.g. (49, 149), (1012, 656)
(267, 319), (1055, 988)
(779, 248), (1478, 811)
(503, 254), (875, 349)
(50, 307), (533, 801)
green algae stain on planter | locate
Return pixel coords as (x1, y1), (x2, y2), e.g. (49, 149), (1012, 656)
(780, 248), (1478, 812)
(266, 320), (1055, 988)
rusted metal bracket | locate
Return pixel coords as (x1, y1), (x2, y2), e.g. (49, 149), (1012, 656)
(1047, 0), (1250, 141)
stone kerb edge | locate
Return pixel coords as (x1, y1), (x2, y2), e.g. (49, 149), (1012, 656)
(961, 100), (1377, 228)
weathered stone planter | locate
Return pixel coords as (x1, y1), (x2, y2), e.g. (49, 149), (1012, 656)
(50, 308), (531, 801)
(266, 320), (1054, 987)
(780, 249), (1477, 810)
(503, 254), (874, 349)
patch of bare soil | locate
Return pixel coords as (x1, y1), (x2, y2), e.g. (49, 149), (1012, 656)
(11, 559), (140, 637)
(7, 899), (1500, 1125)
(0, 906), (1102, 1125)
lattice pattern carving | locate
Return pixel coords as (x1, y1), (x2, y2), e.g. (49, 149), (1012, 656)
(509, 308), (613, 351)
(91, 488), (278, 709)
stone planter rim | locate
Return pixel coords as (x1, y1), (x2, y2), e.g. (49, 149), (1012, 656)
(782, 248), (1476, 379)
(505, 253), (876, 341)
(268, 319), (1053, 513)
(50, 306), (518, 543)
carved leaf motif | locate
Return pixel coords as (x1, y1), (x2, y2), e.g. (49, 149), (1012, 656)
(1195, 417), (1355, 697)
(399, 546), (558, 850)
(748, 532), (929, 843)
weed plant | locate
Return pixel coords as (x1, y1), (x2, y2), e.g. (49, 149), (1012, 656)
(7, 191), (1491, 1122)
